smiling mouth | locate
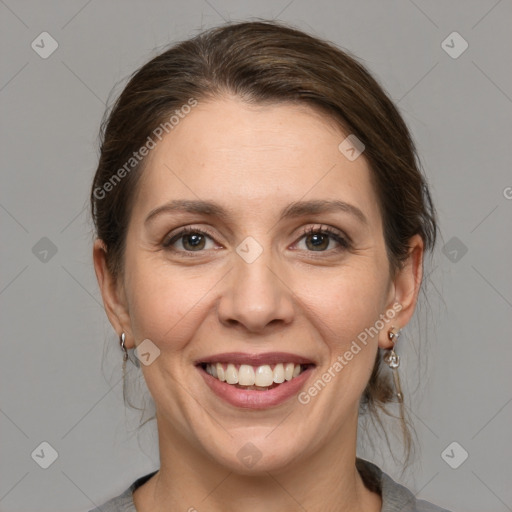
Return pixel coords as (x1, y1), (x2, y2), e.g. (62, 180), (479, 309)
(198, 362), (314, 391)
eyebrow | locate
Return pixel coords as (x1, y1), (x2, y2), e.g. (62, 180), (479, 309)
(144, 199), (368, 227)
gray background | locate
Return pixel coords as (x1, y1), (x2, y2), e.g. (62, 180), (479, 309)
(1, 1), (511, 511)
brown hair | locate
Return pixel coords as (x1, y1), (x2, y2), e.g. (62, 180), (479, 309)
(91, 19), (437, 470)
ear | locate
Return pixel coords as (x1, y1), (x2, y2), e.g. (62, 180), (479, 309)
(379, 234), (424, 350)
(93, 239), (134, 349)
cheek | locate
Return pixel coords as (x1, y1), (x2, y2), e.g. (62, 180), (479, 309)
(300, 271), (385, 401)
(124, 255), (216, 351)
(303, 264), (389, 342)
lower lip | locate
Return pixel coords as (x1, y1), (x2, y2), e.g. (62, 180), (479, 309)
(198, 366), (314, 409)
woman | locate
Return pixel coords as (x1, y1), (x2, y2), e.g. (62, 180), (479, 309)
(90, 20), (450, 512)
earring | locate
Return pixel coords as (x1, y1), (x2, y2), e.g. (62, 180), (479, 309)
(119, 332), (140, 369)
(383, 326), (404, 403)
(120, 332), (128, 378)
(119, 332), (128, 361)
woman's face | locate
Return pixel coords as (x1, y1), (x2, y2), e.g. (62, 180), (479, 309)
(96, 96), (420, 473)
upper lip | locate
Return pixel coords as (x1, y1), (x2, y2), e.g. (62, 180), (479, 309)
(195, 352), (316, 366)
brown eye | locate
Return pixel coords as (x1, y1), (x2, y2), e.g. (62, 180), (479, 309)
(163, 227), (216, 253)
(297, 226), (350, 252)
(181, 232), (206, 251)
(305, 232), (330, 251)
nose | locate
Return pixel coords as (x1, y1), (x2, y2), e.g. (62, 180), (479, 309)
(216, 248), (295, 333)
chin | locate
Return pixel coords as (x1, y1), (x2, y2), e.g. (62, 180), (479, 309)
(202, 427), (310, 475)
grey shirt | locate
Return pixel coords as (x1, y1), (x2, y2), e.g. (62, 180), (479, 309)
(89, 457), (452, 511)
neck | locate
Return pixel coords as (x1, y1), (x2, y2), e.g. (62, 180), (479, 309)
(134, 412), (382, 512)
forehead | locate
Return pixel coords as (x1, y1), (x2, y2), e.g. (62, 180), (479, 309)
(133, 96), (381, 229)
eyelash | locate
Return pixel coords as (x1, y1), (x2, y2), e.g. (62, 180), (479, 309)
(162, 225), (351, 257)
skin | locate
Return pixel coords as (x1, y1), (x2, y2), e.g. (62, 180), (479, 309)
(94, 95), (423, 512)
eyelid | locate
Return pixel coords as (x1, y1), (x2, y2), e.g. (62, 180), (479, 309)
(162, 225), (219, 248)
(300, 224), (351, 244)
(162, 223), (351, 253)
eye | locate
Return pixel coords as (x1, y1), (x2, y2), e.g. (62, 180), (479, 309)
(163, 226), (217, 253)
(162, 224), (351, 256)
(295, 225), (351, 252)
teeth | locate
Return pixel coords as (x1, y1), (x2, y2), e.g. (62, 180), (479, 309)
(205, 363), (217, 378)
(238, 364), (255, 386)
(255, 365), (274, 387)
(273, 363), (285, 383)
(216, 363), (225, 382)
(284, 363), (295, 381)
(225, 363), (238, 384)
(204, 362), (306, 388)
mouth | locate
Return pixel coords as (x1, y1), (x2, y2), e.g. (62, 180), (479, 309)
(195, 352), (316, 408)
(198, 362), (312, 390)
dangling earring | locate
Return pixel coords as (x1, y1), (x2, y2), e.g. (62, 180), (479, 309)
(119, 332), (140, 369)
(384, 326), (404, 403)
(120, 332), (128, 376)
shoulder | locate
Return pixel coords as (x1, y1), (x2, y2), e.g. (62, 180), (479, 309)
(89, 463), (452, 512)
(88, 470), (158, 512)
(88, 487), (134, 512)
(356, 457), (453, 512)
